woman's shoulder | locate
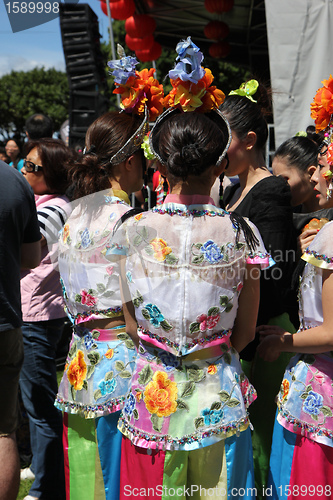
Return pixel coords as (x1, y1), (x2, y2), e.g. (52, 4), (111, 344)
(302, 221), (333, 270)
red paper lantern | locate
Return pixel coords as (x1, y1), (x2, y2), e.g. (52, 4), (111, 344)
(101, 0), (135, 20)
(204, 0), (234, 14)
(208, 41), (231, 58)
(125, 14), (156, 38)
(136, 41), (162, 62)
(125, 34), (154, 52)
(204, 21), (229, 40)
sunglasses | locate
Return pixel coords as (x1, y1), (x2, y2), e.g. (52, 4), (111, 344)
(23, 158), (43, 172)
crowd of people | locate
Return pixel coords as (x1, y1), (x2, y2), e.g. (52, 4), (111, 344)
(1, 37), (333, 500)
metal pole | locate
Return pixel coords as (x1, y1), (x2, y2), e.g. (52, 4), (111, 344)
(105, 1), (120, 107)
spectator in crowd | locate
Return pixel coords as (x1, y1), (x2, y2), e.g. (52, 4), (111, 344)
(5, 137), (24, 172)
(0, 159), (41, 500)
(25, 113), (54, 141)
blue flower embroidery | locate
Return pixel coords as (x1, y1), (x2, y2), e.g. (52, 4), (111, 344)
(123, 393), (136, 417)
(200, 240), (223, 264)
(80, 228), (91, 249)
(83, 333), (94, 350)
(169, 36), (205, 84)
(99, 378), (117, 396)
(158, 350), (181, 372)
(145, 304), (165, 327)
(126, 271), (133, 283)
(201, 408), (223, 426)
(303, 390), (323, 416)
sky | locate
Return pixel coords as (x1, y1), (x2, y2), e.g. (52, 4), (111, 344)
(0, 0), (112, 77)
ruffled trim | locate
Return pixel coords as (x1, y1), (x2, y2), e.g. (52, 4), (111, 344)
(55, 395), (126, 419)
(246, 252), (274, 269)
(66, 306), (123, 325)
(302, 248), (333, 270)
(277, 404), (333, 447)
(117, 414), (251, 451)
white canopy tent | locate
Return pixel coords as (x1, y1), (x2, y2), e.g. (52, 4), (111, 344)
(265, 0), (333, 148)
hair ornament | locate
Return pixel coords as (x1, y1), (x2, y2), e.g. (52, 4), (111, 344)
(310, 75), (333, 132)
(141, 134), (155, 161)
(149, 37), (231, 167)
(164, 36), (225, 113)
(83, 144), (97, 156)
(108, 44), (164, 122)
(229, 80), (259, 102)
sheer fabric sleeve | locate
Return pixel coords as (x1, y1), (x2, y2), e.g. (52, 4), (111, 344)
(302, 221), (333, 270)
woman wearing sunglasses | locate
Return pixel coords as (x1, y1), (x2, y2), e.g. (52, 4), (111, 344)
(20, 138), (75, 500)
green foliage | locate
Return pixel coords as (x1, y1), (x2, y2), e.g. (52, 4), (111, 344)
(0, 67), (69, 141)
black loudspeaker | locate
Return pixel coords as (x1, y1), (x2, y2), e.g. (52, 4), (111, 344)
(59, 3), (110, 148)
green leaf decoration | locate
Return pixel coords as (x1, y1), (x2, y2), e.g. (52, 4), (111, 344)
(117, 332), (129, 341)
(226, 398), (240, 408)
(94, 389), (102, 401)
(125, 339), (135, 350)
(101, 229), (111, 238)
(74, 294), (82, 303)
(138, 364), (153, 385)
(91, 330), (101, 340)
(300, 392), (308, 400)
(305, 385), (312, 392)
(119, 370), (132, 379)
(219, 295), (229, 307)
(70, 385), (76, 400)
(210, 401), (222, 411)
(229, 79), (259, 102)
(160, 319), (173, 332)
(87, 351), (101, 366)
(82, 380), (88, 391)
(225, 303), (233, 313)
(235, 242), (245, 250)
(194, 243), (203, 250)
(105, 371), (114, 381)
(177, 399), (190, 411)
(220, 344), (229, 352)
(187, 365), (205, 382)
(96, 283), (106, 293)
(133, 409), (139, 420)
(219, 390), (230, 402)
(194, 416), (204, 429)
(223, 353), (232, 365)
(133, 235), (143, 247)
(180, 381), (196, 398)
(103, 291), (115, 298)
(190, 322), (200, 334)
(145, 245), (154, 255)
(88, 288), (95, 295)
(141, 226), (149, 239)
(311, 413), (319, 421)
(165, 253), (178, 264)
(133, 291), (144, 308)
(223, 254), (229, 263)
(86, 365), (95, 380)
(192, 255), (204, 264)
(292, 374), (296, 382)
(151, 413), (163, 432)
(141, 308), (150, 320)
(115, 360), (125, 372)
(208, 307), (220, 316)
(68, 341), (78, 358)
(321, 406), (333, 417)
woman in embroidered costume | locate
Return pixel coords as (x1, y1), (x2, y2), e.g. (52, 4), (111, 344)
(55, 48), (164, 500)
(220, 80), (298, 496)
(113, 38), (271, 499)
(258, 75), (333, 499)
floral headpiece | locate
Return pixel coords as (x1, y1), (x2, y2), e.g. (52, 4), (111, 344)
(149, 37), (231, 166)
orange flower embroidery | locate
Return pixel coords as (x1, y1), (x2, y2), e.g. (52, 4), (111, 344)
(135, 391), (143, 403)
(150, 238), (172, 261)
(67, 350), (87, 391)
(207, 364), (217, 375)
(105, 348), (114, 359)
(134, 213), (143, 221)
(144, 371), (178, 417)
(281, 379), (289, 400)
(63, 224), (70, 243)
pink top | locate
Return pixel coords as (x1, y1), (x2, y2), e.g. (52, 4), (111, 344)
(20, 194), (69, 322)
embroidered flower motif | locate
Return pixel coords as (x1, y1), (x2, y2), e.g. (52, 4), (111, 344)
(144, 371), (178, 417)
(98, 378), (117, 396)
(200, 240), (223, 263)
(281, 379), (289, 400)
(123, 393), (136, 417)
(135, 391), (143, 403)
(142, 303), (165, 327)
(207, 364), (217, 375)
(302, 390), (324, 416)
(201, 407), (223, 426)
(239, 375), (250, 397)
(196, 312), (220, 332)
(67, 350), (87, 391)
(158, 350), (181, 372)
(126, 271), (133, 283)
(150, 238), (172, 261)
(80, 228), (92, 249)
(62, 224), (70, 244)
(105, 348), (114, 359)
(80, 290), (97, 307)
(106, 266), (114, 276)
(83, 333), (94, 350)
(134, 213), (143, 221)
